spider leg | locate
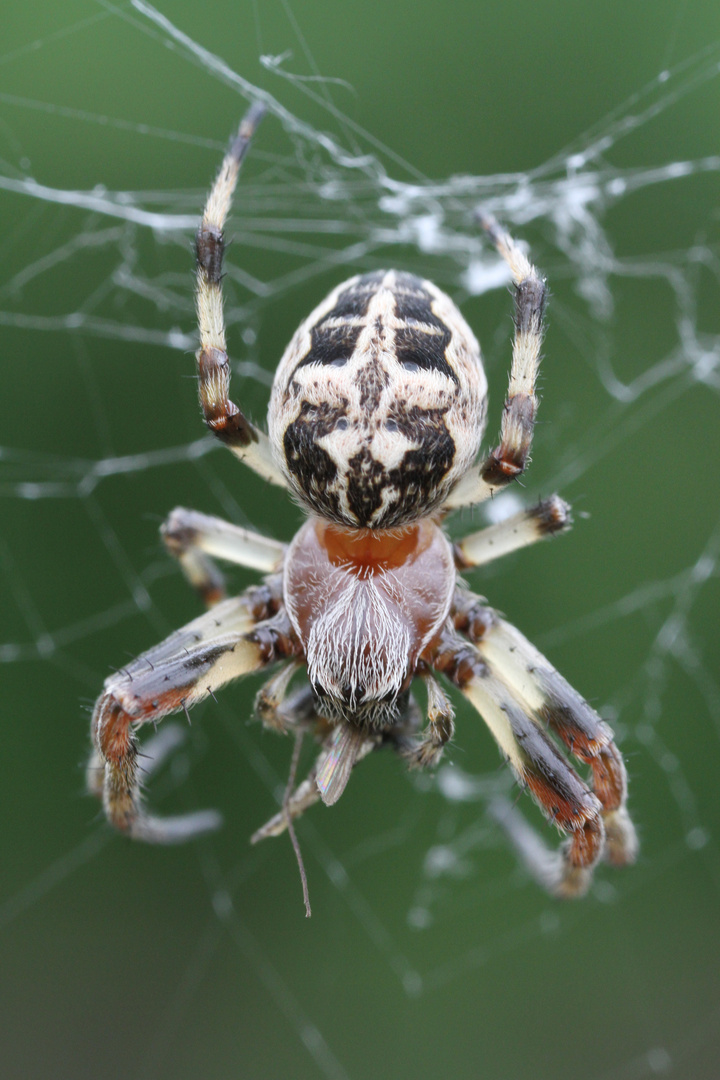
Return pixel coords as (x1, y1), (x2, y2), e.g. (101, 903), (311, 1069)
(445, 214), (547, 510)
(162, 506), (285, 606)
(453, 592), (638, 867)
(196, 103), (287, 488)
(88, 587), (300, 843)
(251, 762), (324, 843)
(453, 495), (571, 570)
(430, 620), (606, 898)
(86, 721), (188, 799)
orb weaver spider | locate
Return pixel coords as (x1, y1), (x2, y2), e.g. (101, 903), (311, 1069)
(87, 103), (637, 902)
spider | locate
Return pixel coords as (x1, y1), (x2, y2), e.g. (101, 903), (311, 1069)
(87, 103), (637, 901)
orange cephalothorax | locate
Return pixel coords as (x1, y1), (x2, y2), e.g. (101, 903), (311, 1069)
(284, 518), (455, 723)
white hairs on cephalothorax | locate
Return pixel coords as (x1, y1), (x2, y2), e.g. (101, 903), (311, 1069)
(305, 571), (411, 720)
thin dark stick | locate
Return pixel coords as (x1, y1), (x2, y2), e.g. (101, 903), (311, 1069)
(284, 731), (311, 918)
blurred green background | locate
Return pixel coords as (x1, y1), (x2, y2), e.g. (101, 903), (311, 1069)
(1, 1), (719, 1078)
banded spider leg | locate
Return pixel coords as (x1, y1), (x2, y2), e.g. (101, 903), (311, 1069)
(435, 499), (637, 897)
(87, 507), (298, 844)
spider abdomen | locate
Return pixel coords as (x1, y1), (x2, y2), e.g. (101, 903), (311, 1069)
(284, 518), (455, 723)
(268, 271), (488, 529)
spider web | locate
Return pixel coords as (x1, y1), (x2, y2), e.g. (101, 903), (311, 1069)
(1, 2), (719, 1078)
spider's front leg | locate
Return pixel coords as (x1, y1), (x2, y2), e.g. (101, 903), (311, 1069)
(87, 583), (300, 844)
(430, 609), (614, 898)
(453, 593), (637, 868)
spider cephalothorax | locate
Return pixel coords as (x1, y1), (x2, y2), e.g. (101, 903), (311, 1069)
(88, 104), (637, 903)
(284, 517), (456, 729)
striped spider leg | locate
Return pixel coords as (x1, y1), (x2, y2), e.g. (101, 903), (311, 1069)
(435, 501), (637, 897)
(195, 103), (287, 489)
(445, 213), (547, 511)
(161, 506), (286, 607)
(87, 571), (300, 844)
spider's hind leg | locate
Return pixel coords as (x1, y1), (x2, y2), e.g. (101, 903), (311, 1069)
(453, 591), (639, 868)
(195, 104), (288, 489)
(462, 603), (638, 867)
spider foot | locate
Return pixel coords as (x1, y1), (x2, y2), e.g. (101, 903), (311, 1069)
(403, 715), (454, 770)
(130, 809), (223, 845)
(93, 725), (223, 844)
(94, 743), (223, 844)
(489, 796), (604, 899)
(403, 735), (447, 770)
(603, 805), (639, 866)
